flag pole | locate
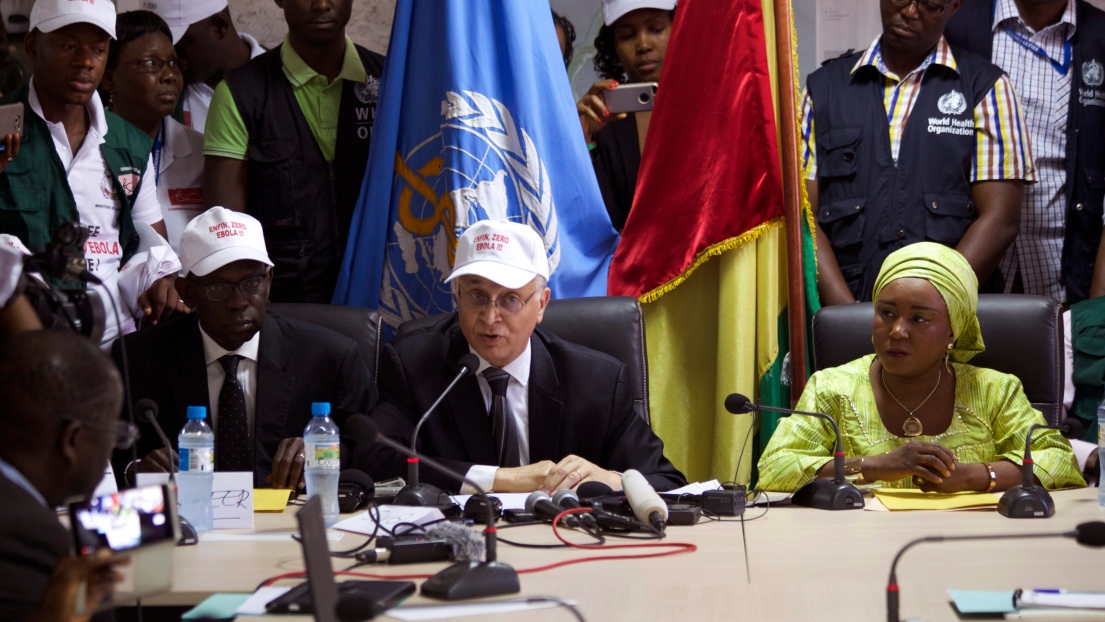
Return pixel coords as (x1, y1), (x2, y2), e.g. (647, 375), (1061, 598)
(772, 0), (808, 399)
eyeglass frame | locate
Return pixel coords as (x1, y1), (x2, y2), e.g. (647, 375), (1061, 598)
(186, 272), (270, 302)
(57, 415), (139, 451)
(458, 287), (539, 316)
(115, 56), (184, 75)
(885, 0), (954, 16)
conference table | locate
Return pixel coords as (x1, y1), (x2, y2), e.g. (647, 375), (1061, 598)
(147, 488), (1105, 621)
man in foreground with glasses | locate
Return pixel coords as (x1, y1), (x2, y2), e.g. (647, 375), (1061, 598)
(355, 220), (685, 493)
(111, 206), (374, 490)
(0, 330), (129, 620)
(803, 0), (1035, 306)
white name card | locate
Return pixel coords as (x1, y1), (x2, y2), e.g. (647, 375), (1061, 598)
(135, 471), (254, 530)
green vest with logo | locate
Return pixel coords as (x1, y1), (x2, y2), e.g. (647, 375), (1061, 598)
(0, 85), (153, 270)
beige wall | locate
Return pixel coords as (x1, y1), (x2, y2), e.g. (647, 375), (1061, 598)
(115, 0), (396, 54)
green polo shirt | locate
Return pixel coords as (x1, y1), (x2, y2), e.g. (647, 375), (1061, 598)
(203, 35), (366, 162)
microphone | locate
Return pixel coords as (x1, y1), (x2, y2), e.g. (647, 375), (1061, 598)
(337, 470), (374, 513)
(622, 469), (668, 534)
(887, 521), (1105, 622)
(998, 417), (1084, 519)
(393, 353), (480, 507)
(344, 415), (519, 601)
(552, 489), (598, 529)
(577, 481), (614, 500)
(725, 393), (863, 511)
(525, 491), (583, 529)
(135, 399), (176, 481)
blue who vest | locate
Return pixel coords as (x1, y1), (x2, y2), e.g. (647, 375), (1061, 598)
(807, 45), (1003, 301)
(945, 0), (1105, 303)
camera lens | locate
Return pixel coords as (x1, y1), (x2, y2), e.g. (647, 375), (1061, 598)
(638, 93), (651, 104)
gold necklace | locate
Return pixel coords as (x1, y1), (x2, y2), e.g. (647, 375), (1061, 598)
(879, 366), (941, 437)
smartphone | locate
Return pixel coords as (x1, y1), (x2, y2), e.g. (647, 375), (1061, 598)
(604, 82), (658, 114)
(0, 102), (24, 152)
(69, 484), (179, 556)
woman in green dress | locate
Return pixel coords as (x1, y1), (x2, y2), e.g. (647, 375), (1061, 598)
(758, 242), (1085, 493)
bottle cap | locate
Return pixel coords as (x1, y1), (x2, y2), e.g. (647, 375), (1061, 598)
(186, 405), (207, 420)
(311, 402), (331, 416)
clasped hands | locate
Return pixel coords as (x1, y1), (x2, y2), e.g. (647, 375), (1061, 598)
(862, 441), (980, 493)
(492, 455), (622, 494)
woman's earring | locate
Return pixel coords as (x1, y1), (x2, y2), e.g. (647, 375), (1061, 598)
(945, 343), (953, 372)
(108, 91), (114, 107)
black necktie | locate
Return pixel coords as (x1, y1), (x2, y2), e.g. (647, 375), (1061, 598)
(216, 354), (252, 472)
(483, 367), (521, 468)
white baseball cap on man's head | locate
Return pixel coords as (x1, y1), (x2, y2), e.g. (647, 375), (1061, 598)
(601, 0), (676, 26)
(179, 206), (274, 277)
(141, 0), (228, 43)
(29, 0), (117, 39)
(446, 221), (550, 290)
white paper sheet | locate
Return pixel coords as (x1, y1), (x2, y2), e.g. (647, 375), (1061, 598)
(234, 586), (293, 615)
(385, 598), (578, 621)
(667, 480), (722, 496)
(332, 505), (445, 536)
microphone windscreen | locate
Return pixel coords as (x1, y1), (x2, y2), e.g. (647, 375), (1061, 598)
(577, 481), (614, 500)
(622, 469), (668, 522)
(524, 490), (551, 513)
(1059, 417), (1084, 439)
(338, 469), (374, 492)
(457, 353), (481, 376)
(552, 488), (579, 506)
(1074, 521), (1105, 548)
(334, 592), (379, 622)
(343, 415), (378, 444)
(426, 521), (484, 561)
(724, 393), (755, 415)
(134, 398), (158, 423)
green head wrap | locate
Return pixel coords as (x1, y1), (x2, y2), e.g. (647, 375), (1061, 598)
(871, 242), (984, 363)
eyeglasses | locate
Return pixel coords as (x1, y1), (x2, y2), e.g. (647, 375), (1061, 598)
(118, 56), (183, 75)
(58, 416), (139, 450)
(188, 274), (268, 302)
(886, 0), (953, 16)
(459, 289), (537, 315)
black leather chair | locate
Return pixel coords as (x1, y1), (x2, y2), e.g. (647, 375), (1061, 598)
(396, 296), (651, 424)
(267, 303), (383, 382)
(811, 294), (1063, 424)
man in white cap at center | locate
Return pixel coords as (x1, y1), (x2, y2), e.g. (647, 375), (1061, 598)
(355, 220), (685, 493)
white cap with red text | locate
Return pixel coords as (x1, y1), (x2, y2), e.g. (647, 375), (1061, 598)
(179, 206), (273, 277)
(446, 220), (550, 290)
(601, 0), (676, 26)
(29, 0), (117, 39)
(141, 0), (227, 43)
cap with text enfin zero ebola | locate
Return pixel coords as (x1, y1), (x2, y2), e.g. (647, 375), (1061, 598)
(179, 206), (273, 277)
(29, 0), (117, 39)
(446, 220), (550, 290)
(601, 0), (676, 26)
(141, 0), (227, 43)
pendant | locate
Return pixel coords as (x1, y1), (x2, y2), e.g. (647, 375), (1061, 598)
(902, 415), (924, 437)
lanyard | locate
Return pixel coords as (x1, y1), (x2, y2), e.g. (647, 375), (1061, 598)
(152, 122), (164, 188)
(1003, 27), (1072, 75)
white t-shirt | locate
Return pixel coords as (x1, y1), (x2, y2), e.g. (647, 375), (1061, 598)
(181, 32), (266, 133)
(27, 79), (166, 346)
(154, 117), (205, 253)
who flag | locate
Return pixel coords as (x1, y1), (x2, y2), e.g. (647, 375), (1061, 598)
(333, 0), (618, 330)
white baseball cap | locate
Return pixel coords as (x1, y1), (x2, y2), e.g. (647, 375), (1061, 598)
(601, 0), (676, 26)
(446, 220), (550, 290)
(141, 0), (227, 44)
(179, 207), (273, 277)
(29, 0), (117, 39)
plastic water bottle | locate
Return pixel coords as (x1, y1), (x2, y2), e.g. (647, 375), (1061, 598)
(177, 405), (214, 533)
(304, 402), (341, 526)
(1097, 394), (1104, 507)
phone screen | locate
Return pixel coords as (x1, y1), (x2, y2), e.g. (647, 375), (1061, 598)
(71, 485), (175, 555)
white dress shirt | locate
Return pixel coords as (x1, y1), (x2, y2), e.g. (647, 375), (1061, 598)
(199, 324), (260, 443)
(462, 342), (532, 493)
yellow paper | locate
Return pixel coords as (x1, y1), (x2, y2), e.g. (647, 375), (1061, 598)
(872, 489), (998, 511)
(253, 489), (292, 512)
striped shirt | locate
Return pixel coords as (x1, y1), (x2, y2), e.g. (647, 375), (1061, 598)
(991, 0), (1076, 302)
(801, 36), (1036, 185)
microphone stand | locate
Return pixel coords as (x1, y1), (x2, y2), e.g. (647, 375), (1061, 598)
(886, 522), (1105, 622)
(350, 417), (519, 600)
(998, 419), (1081, 519)
(735, 399), (863, 510)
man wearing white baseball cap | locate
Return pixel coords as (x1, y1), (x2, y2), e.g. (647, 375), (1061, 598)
(0, 0), (187, 349)
(111, 206), (375, 490)
(355, 220), (685, 494)
(142, 0), (264, 132)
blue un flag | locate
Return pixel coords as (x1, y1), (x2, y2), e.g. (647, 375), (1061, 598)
(333, 0), (619, 331)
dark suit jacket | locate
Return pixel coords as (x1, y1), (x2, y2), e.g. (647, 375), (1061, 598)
(353, 315), (686, 492)
(111, 312), (376, 486)
(0, 473), (69, 621)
